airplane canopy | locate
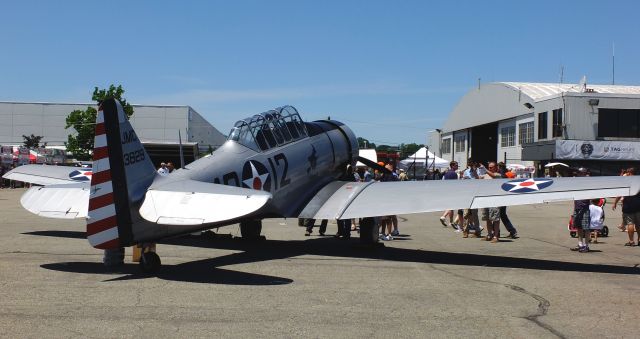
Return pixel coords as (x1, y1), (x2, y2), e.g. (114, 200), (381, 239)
(228, 105), (308, 151)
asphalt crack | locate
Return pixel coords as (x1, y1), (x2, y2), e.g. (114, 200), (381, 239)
(428, 264), (566, 339)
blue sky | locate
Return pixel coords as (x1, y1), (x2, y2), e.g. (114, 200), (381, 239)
(1, 1), (639, 145)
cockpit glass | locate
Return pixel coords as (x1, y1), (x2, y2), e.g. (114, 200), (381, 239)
(227, 105), (308, 151)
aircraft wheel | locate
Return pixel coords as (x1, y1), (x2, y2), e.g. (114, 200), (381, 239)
(140, 251), (161, 274)
(240, 220), (262, 239)
(601, 226), (609, 237)
(359, 217), (379, 245)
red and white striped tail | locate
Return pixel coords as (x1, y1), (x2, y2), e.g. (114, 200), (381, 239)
(87, 106), (120, 249)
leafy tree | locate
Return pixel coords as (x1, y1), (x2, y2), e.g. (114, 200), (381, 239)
(357, 137), (376, 149)
(22, 134), (44, 149)
(399, 143), (423, 158)
(65, 85), (134, 160)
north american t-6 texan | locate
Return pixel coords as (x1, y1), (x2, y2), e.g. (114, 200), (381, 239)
(4, 99), (640, 272)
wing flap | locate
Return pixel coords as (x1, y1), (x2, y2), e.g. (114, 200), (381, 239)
(139, 179), (272, 225)
(20, 183), (90, 219)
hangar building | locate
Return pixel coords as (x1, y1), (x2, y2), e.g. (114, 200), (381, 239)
(436, 82), (640, 176)
(0, 102), (227, 165)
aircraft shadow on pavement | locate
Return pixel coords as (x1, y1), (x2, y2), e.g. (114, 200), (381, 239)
(33, 232), (639, 283)
(23, 230), (86, 239)
(41, 259), (294, 286)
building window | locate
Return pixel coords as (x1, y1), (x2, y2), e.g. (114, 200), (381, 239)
(598, 108), (640, 138)
(538, 112), (548, 139)
(454, 135), (465, 152)
(500, 126), (515, 147)
(441, 138), (452, 154)
(518, 121), (534, 145)
(552, 109), (563, 137)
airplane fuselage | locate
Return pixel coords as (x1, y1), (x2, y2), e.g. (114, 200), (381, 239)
(150, 120), (358, 219)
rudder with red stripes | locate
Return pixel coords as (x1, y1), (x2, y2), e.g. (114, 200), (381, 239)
(86, 99), (156, 249)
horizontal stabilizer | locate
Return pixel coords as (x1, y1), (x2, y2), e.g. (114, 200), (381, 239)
(3, 164), (93, 186)
(139, 179), (272, 225)
(20, 183), (90, 219)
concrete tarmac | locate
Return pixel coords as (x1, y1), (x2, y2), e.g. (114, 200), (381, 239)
(1, 187), (639, 338)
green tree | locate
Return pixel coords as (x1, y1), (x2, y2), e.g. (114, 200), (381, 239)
(65, 85), (134, 160)
(400, 143), (423, 158)
(357, 137), (376, 149)
(22, 134), (44, 149)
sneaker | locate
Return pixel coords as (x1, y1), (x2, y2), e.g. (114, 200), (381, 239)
(379, 233), (385, 240)
(508, 232), (519, 239)
(451, 223), (460, 230)
(304, 231), (311, 236)
(384, 235), (393, 241)
(439, 217), (449, 227)
(391, 229), (399, 236)
(490, 237), (499, 243)
(579, 246), (589, 253)
(454, 228), (462, 233)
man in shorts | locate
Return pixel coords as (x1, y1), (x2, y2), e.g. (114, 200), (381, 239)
(613, 167), (640, 246)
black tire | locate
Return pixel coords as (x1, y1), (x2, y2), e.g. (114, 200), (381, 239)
(139, 251), (161, 274)
(359, 217), (379, 245)
(600, 226), (609, 237)
(240, 220), (262, 239)
(570, 231), (577, 238)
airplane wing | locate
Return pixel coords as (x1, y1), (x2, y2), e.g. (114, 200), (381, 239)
(20, 183), (90, 219)
(139, 179), (272, 225)
(2, 164), (92, 186)
(299, 176), (640, 220)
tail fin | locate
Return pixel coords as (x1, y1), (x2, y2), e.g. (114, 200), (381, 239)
(86, 99), (156, 249)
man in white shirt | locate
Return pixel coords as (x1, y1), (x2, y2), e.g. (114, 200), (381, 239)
(157, 162), (169, 176)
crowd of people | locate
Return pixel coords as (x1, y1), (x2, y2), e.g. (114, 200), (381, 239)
(438, 159), (518, 242)
(0, 164), (19, 189)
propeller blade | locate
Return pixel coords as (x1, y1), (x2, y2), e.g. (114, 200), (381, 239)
(355, 156), (392, 174)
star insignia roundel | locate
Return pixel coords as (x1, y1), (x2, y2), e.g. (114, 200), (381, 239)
(241, 160), (271, 192)
(501, 178), (553, 193)
(69, 169), (92, 181)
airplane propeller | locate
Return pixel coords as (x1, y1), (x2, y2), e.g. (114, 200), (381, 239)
(354, 156), (392, 174)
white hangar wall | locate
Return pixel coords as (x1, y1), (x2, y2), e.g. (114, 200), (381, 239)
(439, 82), (640, 175)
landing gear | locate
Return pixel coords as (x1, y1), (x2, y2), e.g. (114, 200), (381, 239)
(240, 219), (263, 239)
(359, 217), (379, 245)
(139, 245), (161, 274)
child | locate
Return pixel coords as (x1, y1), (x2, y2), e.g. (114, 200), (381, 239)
(589, 198), (605, 244)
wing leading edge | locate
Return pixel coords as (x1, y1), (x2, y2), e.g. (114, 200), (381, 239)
(303, 176), (640, 220)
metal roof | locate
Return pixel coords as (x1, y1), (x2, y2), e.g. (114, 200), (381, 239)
(442, 81), (640, 133)
(500, 82), (640, 101)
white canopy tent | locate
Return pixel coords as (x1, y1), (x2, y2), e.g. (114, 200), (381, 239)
(399, 147), (449, 169)
(356, 149), (377, 167)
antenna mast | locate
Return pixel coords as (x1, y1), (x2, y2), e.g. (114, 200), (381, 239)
(612, 42), (615, 85)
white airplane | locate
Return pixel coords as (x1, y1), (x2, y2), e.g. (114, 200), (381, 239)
(5, 99), (640, 273)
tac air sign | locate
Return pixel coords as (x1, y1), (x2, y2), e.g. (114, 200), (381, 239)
(555, 140), (640, 160)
